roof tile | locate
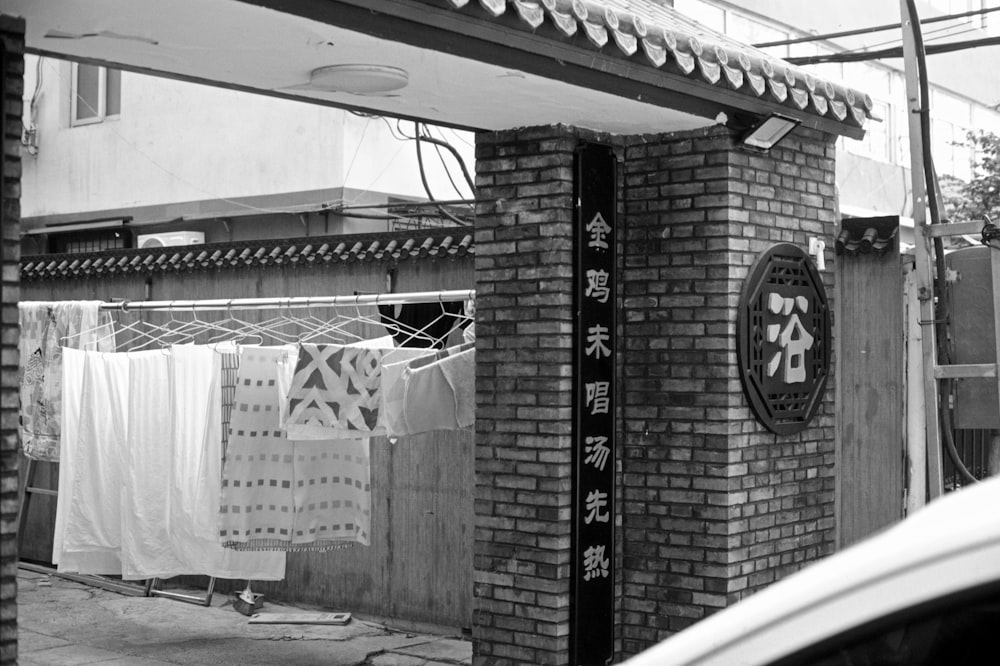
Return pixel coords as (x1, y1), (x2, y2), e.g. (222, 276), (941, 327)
(20, 230), (474, 280)
(441, 0), (874, 131)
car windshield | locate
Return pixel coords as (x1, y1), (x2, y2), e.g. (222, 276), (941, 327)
(774, 585), (1000, 666)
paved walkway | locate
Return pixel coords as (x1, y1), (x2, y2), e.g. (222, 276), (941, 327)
(16, 568), (472, 665)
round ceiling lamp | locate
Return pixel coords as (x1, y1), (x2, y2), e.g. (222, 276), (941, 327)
(306, 64), (409, 95)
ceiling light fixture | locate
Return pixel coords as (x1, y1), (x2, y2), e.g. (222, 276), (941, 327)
(741, 114), (800, 151)
(304, 64), (409, 96)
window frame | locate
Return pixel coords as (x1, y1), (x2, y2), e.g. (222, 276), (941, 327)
(70, 62), (121, 127)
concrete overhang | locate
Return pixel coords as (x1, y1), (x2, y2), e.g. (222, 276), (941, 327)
(6, 0), (872, 138)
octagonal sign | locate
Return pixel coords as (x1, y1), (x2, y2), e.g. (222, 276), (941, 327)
(737, 243), (830, 435)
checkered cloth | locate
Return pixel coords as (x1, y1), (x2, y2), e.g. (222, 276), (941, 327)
(220, 346), (370, 552)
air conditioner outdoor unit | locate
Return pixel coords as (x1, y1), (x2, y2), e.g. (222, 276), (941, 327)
(137, 231), (205, 249)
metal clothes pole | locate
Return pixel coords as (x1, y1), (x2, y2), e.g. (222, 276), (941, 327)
(99, 289), (476, 313)
(900, 0), (944, 501)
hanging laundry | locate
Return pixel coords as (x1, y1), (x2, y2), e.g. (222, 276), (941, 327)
(220, 346), (371, 552)
(60, 351), (130, 573)
(55, 345), (285, 580)
(53, 348), (122, 575)
(120, 349), (188, 579)
(18, 301), (115, 461)
(219, 343), (241, 456)
(284, 341), (430, 440)
(382, 345), (475, 438)
(378, 300), (468, 349)
(380, 350), (437, 438)
(168, 345), (285, 580)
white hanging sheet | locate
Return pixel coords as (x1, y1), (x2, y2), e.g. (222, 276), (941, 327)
(53, 348), (122, 575)
(383, 344), (476, 438)
(61, 351), (129, 569)
(54, 346), (285, 580)
(168, 345), (286, 579)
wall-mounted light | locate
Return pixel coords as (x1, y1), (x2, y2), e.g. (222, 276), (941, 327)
(741, 114), (800, 151)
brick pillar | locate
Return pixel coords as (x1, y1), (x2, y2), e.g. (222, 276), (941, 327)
(618, 125), (838, 657)
(0, 15), (24, 666)
(473, 125), (615, 666)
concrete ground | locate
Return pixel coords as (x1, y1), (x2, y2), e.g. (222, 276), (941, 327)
(16, 567), (472, 666)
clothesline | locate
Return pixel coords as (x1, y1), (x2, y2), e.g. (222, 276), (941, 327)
(99, 289), (476, 313)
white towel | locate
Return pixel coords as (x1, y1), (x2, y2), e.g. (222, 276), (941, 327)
(168, 345), (285, 579)
(121, 350), (185, 580)
(439, 348), (475, 429)
(54, 349), (122, 574)
(400, 348), (476, 436)
(61, 352), (130, 561)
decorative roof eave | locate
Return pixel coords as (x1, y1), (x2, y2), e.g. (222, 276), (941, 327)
(835, 216), (900, 257)
(438, 0), (874, 139)
(20, 230), (474, 281)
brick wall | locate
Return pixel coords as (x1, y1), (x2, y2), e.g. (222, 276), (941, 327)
(618, 124), (838, 656)
(473, 125), (625, 666)
(1, 14), (24, 666)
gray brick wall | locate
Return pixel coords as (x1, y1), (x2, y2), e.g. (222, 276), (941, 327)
(473, 125), (579, 666)
(619, 124), (837, 656)
(472, 122), (838, 663)
(1, 14), (24, 665)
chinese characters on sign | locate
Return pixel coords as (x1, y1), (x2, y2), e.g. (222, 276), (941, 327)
(736, 243), (831, 435)
(571, 143), (616, 666)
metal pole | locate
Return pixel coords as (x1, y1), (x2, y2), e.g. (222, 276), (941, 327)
(99, 289), (476, 313)
(899, 0), (944, 500)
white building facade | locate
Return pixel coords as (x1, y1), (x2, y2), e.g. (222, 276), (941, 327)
(19, 56), (475, 254)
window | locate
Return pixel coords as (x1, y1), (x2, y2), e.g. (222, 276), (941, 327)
(846, 100), (892, 163)
(793, 43), (844, 87)
(931, 90), (973, 181)
(673, 0), (726, 32)
(47, 228), (130, 254)
(928, 0), (977, 15)
(71, 63), (121, 126)
(728, 14), (790, 56)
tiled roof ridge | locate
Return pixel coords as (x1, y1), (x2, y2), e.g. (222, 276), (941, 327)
(444, 0), (874, 128)
(20, 229), (474, 280)
(836, 217), (899, 257)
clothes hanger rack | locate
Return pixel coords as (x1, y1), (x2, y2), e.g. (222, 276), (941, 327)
(98, 289), (476, 313)
(19, 288), (476, 605)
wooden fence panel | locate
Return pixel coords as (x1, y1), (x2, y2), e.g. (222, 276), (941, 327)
(835, 249), (904, 548)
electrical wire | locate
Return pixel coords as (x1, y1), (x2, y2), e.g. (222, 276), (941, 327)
(342, 115), (372, 189)
(754, 4), (1000, 48)
(414, 122), (472, 226)
(416, 124), (477, 196)
(857, 20), (980, 54)
(433, 142), (467, 199)
(904, 0), (980, 487)
(787, 33), (1000, 65)
(24, 56), (43, 133)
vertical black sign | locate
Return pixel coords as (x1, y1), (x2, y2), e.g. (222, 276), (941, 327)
(571, 143), (616, 666)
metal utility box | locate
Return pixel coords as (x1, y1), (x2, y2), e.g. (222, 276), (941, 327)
(945, 246), (999, 430)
